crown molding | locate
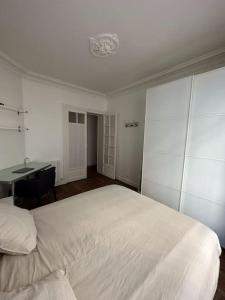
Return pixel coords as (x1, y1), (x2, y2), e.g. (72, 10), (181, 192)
(107, 46), (225, 96)
(0, 50), (27, 73)
(0, 50), (105, 97)
(1, 46), (225, 98)
(23, 71), (105, 97)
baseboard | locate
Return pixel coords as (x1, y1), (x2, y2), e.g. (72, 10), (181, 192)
(55, 179), (66, 186)
(116, 175), (138, 188)
(56, 175), (86, 186)
(57, 175), (139, 189)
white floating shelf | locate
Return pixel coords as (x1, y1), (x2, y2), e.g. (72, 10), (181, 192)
(0, 126), (29, 132)
(0, 102), (28, 114)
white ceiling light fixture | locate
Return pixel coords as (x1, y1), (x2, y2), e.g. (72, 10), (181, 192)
(89, 33), (119, 58)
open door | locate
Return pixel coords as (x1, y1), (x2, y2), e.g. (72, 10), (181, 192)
(63, 106), (87, 182)
(102, 114), (117, 179)
(97, 115), (103, 174)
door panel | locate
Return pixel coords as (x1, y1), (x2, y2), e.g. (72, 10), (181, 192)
(181, 68), (225, 247)
(102, 114), (117, 179)
(97, 115), (104, 174)
(63, 106), (87, 182)
(142, 77), (192, 210)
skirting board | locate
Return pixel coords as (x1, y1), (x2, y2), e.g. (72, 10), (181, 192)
(60, 175), (87, 185)
(116, 175), (138, 188)
(58, 174), (139, 189)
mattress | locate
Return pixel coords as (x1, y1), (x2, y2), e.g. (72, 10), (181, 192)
(0, 185), (221, 300)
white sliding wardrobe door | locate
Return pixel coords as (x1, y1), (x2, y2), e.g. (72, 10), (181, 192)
(142, 77), (192, 210)
(63, 106), (87, 182)
(102, 114), (117, 179)
(181, 67), (225, 247)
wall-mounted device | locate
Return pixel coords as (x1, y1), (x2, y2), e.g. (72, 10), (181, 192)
(124, 121), (139, 128)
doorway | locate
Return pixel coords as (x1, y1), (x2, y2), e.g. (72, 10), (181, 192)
(87, 113), (97, 177)
(63, 106), (116, 183)
(87, 113), (104, 178)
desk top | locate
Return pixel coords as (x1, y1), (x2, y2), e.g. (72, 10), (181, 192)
(0, 162), (51, 184)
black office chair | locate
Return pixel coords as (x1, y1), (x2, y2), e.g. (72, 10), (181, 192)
(15, 167), (56, 208)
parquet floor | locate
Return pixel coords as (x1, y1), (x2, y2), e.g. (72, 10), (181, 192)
(18, 166), (136, 209)
(215, 249), (225, 300)
(54, 165), (137, 201)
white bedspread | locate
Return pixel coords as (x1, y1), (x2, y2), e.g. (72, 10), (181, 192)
(0, 185), (221, 300)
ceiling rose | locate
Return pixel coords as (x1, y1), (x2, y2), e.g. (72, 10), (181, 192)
(89, 33), (119, 57)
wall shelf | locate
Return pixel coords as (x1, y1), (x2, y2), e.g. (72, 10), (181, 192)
(0, 126), (29, 132)
(0, 102), (28, 115)
(0, 101), (29, 132)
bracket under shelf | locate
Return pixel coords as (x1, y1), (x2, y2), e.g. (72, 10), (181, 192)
(0, 126), (29, 132)
(0, 102), (28, 115)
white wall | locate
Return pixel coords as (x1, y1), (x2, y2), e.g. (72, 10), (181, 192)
(87, 114), (97, 166)
(106, 54), (225, 188)
(0, 59), (25, 170)
(0, 59), (25, 197)
(107, 88), (146, 188)
(1, 51), (224, 191)
(22, 77), (107, 182)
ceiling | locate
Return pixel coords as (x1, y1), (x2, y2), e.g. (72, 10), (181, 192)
(0, 0), (225, 94)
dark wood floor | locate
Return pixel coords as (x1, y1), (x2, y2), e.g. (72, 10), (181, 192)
(55, 166), (137, 201)
(215, 249), (225, 299)
(19, 165), (136, 209)
(18, 166), (225, 299)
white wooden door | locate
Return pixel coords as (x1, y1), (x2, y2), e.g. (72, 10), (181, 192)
(63, 106), (87, 182)
(97, 115), (104, 174)
(102, 114), (117, 179)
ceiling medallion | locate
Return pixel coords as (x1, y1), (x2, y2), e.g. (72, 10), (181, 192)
(89, 33), (119, 57)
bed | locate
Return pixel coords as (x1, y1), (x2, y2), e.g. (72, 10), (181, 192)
(0, 185), (221, 300)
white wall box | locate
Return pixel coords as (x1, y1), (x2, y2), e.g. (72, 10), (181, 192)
(142, 67), (225, 248)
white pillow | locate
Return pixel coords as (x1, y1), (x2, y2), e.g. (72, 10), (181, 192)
(0, 270), (77, 300)
(0, 203), (37, 255)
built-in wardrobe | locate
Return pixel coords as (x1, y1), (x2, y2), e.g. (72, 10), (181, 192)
(142, 66), (225, 248)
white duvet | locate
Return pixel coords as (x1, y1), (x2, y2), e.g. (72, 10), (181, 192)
(0, 185), (221, 300)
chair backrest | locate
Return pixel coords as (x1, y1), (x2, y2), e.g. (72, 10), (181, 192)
(35, 167), (56, 198)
